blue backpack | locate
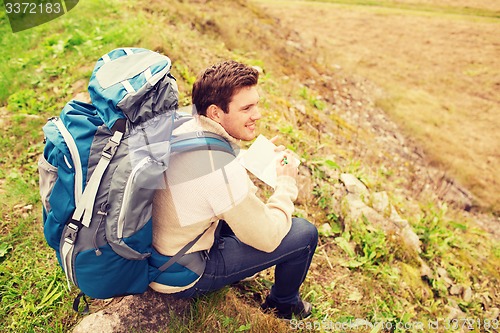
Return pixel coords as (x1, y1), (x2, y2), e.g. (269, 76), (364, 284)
(38, 48), (234, 309)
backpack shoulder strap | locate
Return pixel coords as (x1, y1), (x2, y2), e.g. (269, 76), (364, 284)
(72, 129), (124, 228)
(170, 131), (235, 156)
(155, 132), (235, 273)
(61, 129), (124, 289)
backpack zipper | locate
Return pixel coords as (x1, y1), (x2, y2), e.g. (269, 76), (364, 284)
(93, 203), (109, 256)
(117, 156), (152, 239)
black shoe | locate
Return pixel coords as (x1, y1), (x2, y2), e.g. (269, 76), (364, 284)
(261, 296), (312, 320)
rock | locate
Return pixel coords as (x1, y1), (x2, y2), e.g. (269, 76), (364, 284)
(437, 268), (453, 287)
(419, 261), (433, 278)
(401, 227), (421, 254)
(449, 284), (463, 296)
(445, 305), (465, 321)
(437, 267), (447, 277)
(73, 311), (121, 333)
(340, 173), (368, 196)
(462, 286), (473, 302)
(338, 172), (428, 280)
(390, 207), (421, 253)
(318, 223), (333, 236)
(371, 191), (390, 214)
(294, 103), (306, 115)
(389, 208), (409, 229)
(485, 307), (500, 320)
(342, 194), (393, 232)
(72, 289), (190, 333)
(340, 174), (423, 256)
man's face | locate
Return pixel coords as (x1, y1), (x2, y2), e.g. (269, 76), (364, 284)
(218, 85), (261, 141)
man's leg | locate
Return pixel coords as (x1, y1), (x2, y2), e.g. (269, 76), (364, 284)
(173, 217), (318, 308)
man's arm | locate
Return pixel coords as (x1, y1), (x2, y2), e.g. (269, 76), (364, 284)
(220, 172), (298, 253)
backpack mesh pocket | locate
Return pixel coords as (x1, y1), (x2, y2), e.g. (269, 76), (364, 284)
(38, 155), (58, 213)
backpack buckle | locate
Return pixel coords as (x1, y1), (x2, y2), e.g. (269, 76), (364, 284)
(64, 222), (79, 245)
(102, 142), (117, 160)
(102, 131), (123, 160)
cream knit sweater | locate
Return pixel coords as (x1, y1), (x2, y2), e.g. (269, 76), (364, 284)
(150, 116), (298, 293)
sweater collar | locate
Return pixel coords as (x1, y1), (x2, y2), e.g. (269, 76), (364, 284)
(195, 115), (241, 148)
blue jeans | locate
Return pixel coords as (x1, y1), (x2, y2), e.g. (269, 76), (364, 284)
(172, 218), (318, 306)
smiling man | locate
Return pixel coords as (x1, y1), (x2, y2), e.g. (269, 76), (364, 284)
(193, 65), (261, 141)
(151, 60), (318, 320)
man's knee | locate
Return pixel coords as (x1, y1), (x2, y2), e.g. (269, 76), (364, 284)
(291, 217), (319, 247)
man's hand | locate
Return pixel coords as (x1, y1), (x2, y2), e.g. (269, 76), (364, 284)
(276, 150), (299, 180)
(271, 136), (299, 180)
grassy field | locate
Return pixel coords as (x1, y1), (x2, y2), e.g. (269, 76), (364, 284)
(258, 0), (500, 212)
(0, 0), (499, 332)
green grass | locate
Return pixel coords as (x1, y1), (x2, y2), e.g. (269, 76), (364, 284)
(0, 0), (152, 331)
(0, 0), (146, 104)
(1, 0), (499, 332)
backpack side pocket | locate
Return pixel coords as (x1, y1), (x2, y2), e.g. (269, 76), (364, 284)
(38, 154), (58, 213)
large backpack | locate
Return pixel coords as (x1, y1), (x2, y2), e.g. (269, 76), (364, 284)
(38, 48), (234, 306)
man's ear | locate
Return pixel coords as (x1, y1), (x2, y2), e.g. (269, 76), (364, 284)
(206, 104), (221, 123)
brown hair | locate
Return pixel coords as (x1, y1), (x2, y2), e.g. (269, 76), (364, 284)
(192, 60), (259, 115)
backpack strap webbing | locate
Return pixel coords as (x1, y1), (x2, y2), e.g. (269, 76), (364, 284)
(72, 291), (90, 314)
(72, 130), (124, 227)
(157, 224), (213, 272)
